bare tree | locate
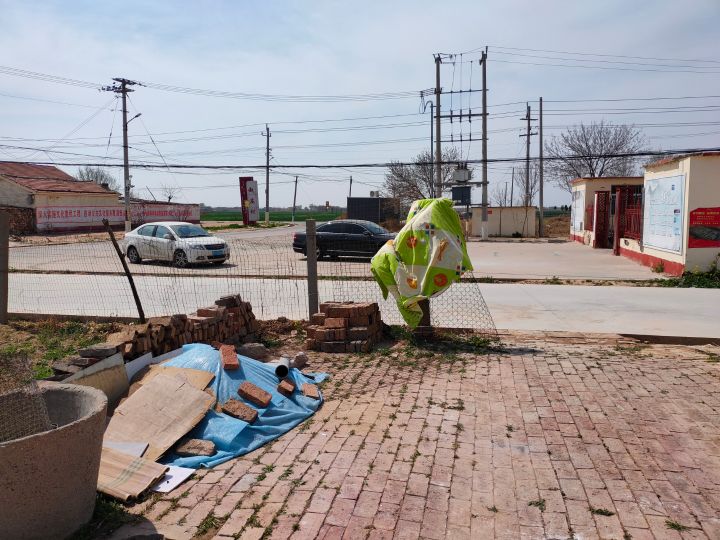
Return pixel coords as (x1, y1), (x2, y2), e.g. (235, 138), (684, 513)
(383, 147), (464, 208)
(514, 164), (540, 207)
(491, 181), (511, 207)
(160, 184), (182, 203)
(75, 166), (120, 192)
(545, 121), (646, 193)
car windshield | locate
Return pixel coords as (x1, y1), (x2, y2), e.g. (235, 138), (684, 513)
(170, 224), (210, 238)
(363, 222), (389, 234)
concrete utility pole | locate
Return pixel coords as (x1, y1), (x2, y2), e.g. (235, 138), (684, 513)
(434, 54), (442, 198)
(292, 175), (298, 223)
(519, 103), (537, 207)
(539, 96), (545, 237)
(348, 176), (353, 198)
(103, 78), (139, 231)
(510, 168), (515, 207)
(480, 48), (489, 240)
(263, 124), (271, 224)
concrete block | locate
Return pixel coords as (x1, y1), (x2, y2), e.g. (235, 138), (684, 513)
(237, 343), (268, 360)
(78, 343), (117, 359)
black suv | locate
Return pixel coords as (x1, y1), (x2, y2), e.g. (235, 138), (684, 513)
(292, 219), (395, 259)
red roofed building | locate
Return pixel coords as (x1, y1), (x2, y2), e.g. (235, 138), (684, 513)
(0, 162), (123, 232)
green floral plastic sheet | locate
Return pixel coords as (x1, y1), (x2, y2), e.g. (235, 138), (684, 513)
(371, 198), (473, 328)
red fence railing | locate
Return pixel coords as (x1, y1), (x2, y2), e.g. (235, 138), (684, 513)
(585, 204), (594, 231)
(624, 206), (643, 240)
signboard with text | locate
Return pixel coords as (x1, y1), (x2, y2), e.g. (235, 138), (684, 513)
(239, 177), (259, 225)
(688, 207), (720, 248)
(642, 174), (685, 253)
(35, 205), (124, 231)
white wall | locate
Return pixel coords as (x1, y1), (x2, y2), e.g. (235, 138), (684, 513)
(471, 207), (537, 237)
(0, 178), (34, 208)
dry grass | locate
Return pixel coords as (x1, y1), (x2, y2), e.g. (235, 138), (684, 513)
(544, 215), (570, 237)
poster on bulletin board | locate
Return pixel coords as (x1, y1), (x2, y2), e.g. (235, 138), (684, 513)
(642, 174), (685, 253)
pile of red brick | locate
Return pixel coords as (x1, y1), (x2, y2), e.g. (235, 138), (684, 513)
(51, 295), (260, 377)
(305, 302), (383, 353)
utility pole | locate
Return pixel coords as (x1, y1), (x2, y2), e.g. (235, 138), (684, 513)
(263, 124), (271, 224)
(480, 48), (488, 240)
(519, 103), (537, 207)
(434, 54), (442, 198)
(103, 78), (139, 231)
(538, 96), (545, 237)
(292, 175), (298, 223)
(348, 176), (353, 198)
(510, 168), (515, 207)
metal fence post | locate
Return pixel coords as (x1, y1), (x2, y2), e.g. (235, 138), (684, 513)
(306, 219), (319, 319)
(102, 218), (146, 323)
(0, 212), (8, 324)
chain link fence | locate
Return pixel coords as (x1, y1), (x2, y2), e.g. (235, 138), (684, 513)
(8, 226), (496, 335)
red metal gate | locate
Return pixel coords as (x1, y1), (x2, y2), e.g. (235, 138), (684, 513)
(593, 191), (610, 248)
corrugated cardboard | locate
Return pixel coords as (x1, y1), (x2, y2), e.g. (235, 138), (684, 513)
(98, 447), (168, 501)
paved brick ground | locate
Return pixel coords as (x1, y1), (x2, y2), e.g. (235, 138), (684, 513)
(118, 332), (720, 540)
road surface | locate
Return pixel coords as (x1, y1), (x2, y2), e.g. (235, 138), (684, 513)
(10, 273), (720, 338)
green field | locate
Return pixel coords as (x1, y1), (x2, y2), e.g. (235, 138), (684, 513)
(201, 210), (342, 222)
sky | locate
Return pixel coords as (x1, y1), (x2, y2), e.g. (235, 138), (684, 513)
(1, 0), (719, 209)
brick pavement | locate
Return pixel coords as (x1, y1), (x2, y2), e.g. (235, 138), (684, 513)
(119, 332), (720, 540)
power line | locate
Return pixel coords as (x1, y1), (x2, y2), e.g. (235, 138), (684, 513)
(6, 146), (720, 170)
(487, 45), (720, 65)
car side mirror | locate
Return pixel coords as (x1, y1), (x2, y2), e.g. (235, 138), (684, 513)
(163, 233), (173, 240)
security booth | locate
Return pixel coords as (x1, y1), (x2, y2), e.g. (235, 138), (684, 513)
(618, 152), (720, 275)
(569, 177), (644, 248)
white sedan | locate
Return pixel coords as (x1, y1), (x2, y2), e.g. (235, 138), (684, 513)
(123, 221), (229, 268)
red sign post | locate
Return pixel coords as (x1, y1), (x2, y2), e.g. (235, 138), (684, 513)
(239, 177), (259, 225)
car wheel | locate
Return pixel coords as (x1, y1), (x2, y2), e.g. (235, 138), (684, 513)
(173, 249), (189, 268)
(127, 246), (141, 264)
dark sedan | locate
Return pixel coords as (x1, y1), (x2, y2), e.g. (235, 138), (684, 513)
(293, 219), (395, 259)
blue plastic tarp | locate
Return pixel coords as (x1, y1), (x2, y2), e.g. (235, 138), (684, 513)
(160, 343), (327, 468)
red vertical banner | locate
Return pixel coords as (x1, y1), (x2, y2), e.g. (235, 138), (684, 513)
(239, 176), (258, 225)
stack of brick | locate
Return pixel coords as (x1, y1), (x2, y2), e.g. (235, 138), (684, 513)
(305, 302), (382, 353)
(50, 295), (259, 378)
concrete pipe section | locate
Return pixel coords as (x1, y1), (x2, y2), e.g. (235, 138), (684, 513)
(0, 383), (108, 540)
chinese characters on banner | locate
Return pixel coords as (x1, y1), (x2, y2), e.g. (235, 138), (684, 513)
(642, 175), (685, 254)
(688, 207), (720, 248)
(35, 206), (125, 231)
(239, 177), (259, 225)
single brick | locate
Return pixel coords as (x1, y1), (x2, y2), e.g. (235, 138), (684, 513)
(310, 313), (326, 325)
(238, 381), (272, 408)
(278, 379), (295, 397)
(324, 317), (348, 329)
(325, 304), (355, 318)
(321, 341), (346, 353)
(348, 326), (371, 340)
(304, 338), (318, 351)
(222, 399), (258, 423)
(316, 328), (335, 341)
(196, 306), (220, 318)
(302, 383), (321, 400)
(176, 438), (216, 457)
(220, 344), (239, 370)
(349, 315), (372, 327)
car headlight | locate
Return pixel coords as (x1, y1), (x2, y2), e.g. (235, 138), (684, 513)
(189, 244), (204, 249)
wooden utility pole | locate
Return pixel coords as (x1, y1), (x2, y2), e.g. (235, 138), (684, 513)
(434, 54), (442, 198)
(510, 168), (515, 207)
(348, 176), (353, 198)
(103, 78), (139, 231)
(263, 124), (271, 224)
(292, 175), (298, 223)
(0, 212), (8, 324)
(480, 48), (489, 240)
(539, 96), (545, 236)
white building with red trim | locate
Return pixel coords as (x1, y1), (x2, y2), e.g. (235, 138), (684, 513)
(0, 162), (200, 233)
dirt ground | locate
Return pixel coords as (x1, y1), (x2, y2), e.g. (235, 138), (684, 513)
(544, 215), (571, 238)
(100, 327), (720, 540)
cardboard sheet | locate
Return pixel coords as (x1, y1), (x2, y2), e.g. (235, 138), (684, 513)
(105, 373), (214, 461)
(103, 440), (148, 458)
(98, 447), (168, 501)
(132, 366), (215, 392)
(65, 352), (128, 408)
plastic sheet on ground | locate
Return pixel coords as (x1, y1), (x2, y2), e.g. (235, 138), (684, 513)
(160, 343), (327, 468)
